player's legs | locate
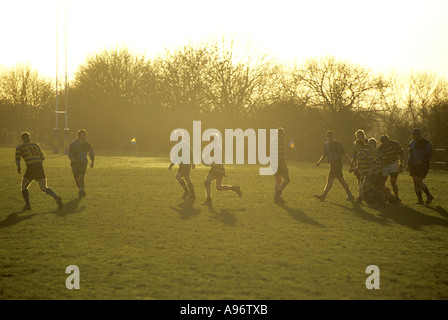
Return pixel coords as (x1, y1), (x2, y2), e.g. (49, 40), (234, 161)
(184, 174), (195, 199)
(389, 173), (400, 200)
(412, 174), (433, 204)
(21, 177), (33, 209)
(38, 178), (63, 209)
(275, 172), (290, 202)
(336, 176), (355, 201)
(204, 174), (215, 202)
(315, 175), (334, 201)
(215, 176), (234, 191)
(175, 171), (190, 198)
(274, 174), (282, 195)
(278, 173), (290, 195)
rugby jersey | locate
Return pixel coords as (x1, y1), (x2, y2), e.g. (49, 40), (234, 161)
(277, 139), (287, 168)
(408, 138), (432, 166)
(15, 142), (45, 166)
(378, 140), (403, 165)
(324, 140), (345, 164)
(368, 147), (382, 175)
(357, 148), (375, 176)
(68, 139), (95, 164)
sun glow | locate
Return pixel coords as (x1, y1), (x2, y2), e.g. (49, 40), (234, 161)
(1, 0), (448, 79)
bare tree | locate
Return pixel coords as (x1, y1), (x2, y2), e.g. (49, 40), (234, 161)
(296, 56), (384, 112)
(0, 63), (54, 139)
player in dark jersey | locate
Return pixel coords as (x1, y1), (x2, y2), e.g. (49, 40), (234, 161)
(406, 128), (434, 205)
(169, 136), (196, 199)
(15, 132), (63, 210)
(68, 129), (95, 197)
(272, 127), (290, 203)
(315, 130), (354, 201)
(203, 133), (242, 205)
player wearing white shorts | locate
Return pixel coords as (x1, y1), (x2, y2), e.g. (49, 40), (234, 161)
(378, 135), (404, 202)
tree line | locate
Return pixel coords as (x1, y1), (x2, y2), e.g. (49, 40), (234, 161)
(1, 37), (448, 162)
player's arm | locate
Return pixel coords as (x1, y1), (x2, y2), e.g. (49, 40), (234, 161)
(316, 154), (326, 167)
(37, 144), (45, 160)
(88, 143), (95, 168)
(422, 141), (433, 163)
(15, 147), (21, 173)
(345, 152), (352, 166)
(406, 143), (413, 170)
(168, 162), (175, 170)
(68, 142), (75, 160)
(189, 148), (195, 169)
(397, 145), (404, 172)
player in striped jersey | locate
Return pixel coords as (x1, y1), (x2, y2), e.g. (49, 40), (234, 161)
(378, 135), (404, 203)
(15, 132), (63, 210)
(367, 138), (382, 178)
(355, 139), (382, 205)
(272, 127), (290, 203)
(351, 129), (369, 200)
(203, 134), (242, 205)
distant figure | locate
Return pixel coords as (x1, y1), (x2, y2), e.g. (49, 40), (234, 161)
(169, 135), (196, 200)
(406, 128), (433, 205)
(272, 127), (291, 203)
(351, 129), (369, 201)
(203, 133), (242, 205)
(68, 129), (95, 198)
(315, 130), (354, 201)
(15, 132), (63, 210)
(378, 135), (404, 203)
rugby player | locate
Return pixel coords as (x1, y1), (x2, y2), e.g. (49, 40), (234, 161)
(15, 132), (63, 210)
(68, 129), (94, 198)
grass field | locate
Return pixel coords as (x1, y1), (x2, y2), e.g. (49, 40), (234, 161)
(1, 146), (448, 300)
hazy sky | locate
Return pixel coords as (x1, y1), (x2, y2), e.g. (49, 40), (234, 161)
(1, 0), (448, 79)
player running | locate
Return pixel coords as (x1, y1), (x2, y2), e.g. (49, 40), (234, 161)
(406, 128), (434, 205)
(15, 132), (63, 210)
(169, 135), (196, 199)
(315, 130), (355, 201)
(378, 135), (404, 203)
(68, 129), (95, 198)
(351, 129), (369, 201)
(202, 134), (242, 205)
(272, 127), (290, 203)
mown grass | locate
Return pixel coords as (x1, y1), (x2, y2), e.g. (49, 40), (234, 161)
(1, 146), (448, 299)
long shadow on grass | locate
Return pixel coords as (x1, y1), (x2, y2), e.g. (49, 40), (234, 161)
(329, 201), (448, 231)
(328, 201), (389, 226)
(426, 205), (448, 219)
(171, 199), (200, 220)
(0, 197), (84, 228)
(275, 202), (325, 228)
(202, 201), (244, 226)
(52, 197), (84, 217)
(0, 211), (38, 228)
(378, 204), (448, 231)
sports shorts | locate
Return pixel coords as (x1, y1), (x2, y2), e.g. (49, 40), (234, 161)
(24, 164), (46, 181)
(274, 165), (289, 178)
(382, 161), (399, 177)
(329, 161), (343, 179)
(409, 164), (430, 178)
(71, 161), (87, 178)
